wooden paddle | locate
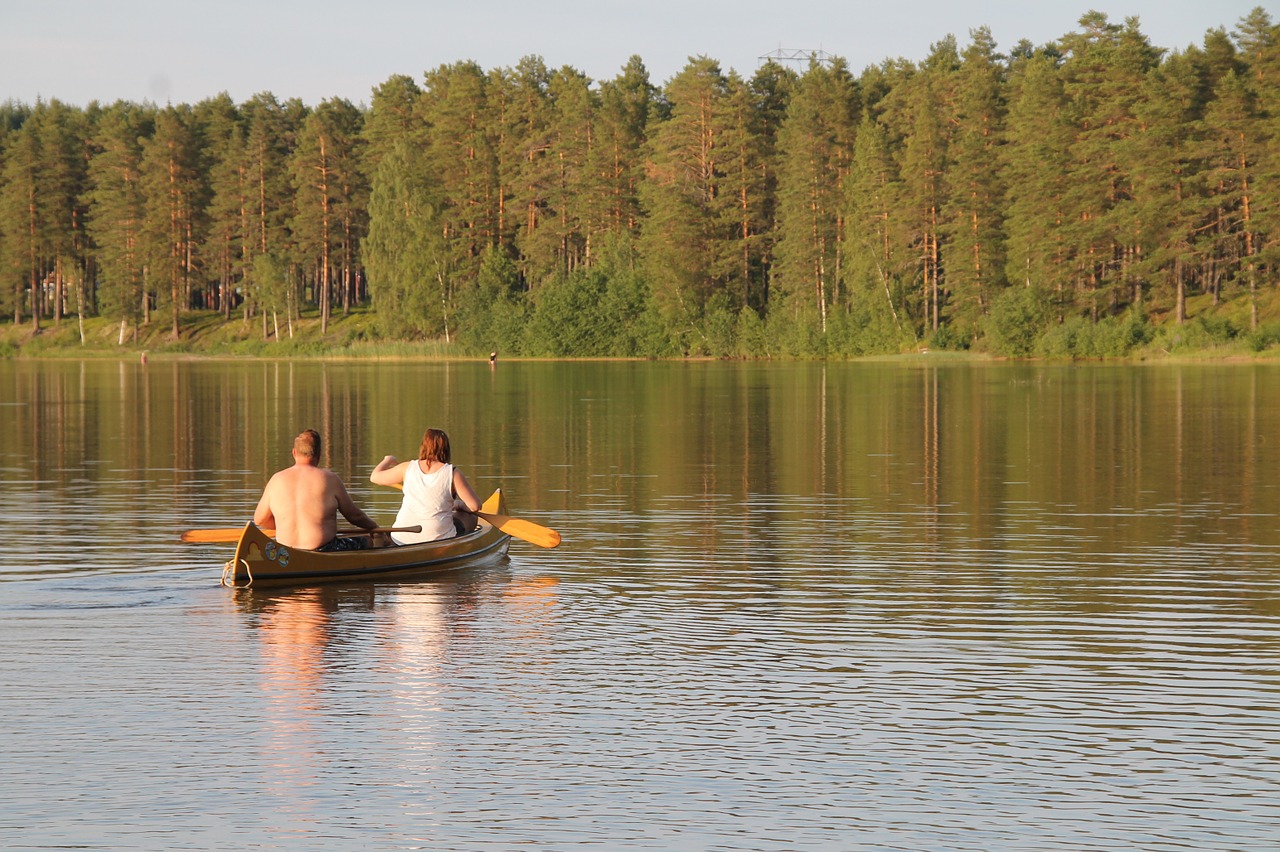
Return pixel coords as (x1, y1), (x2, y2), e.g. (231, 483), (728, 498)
(385, 482), (561, 548)
(476, 511), (561, 549)
(180, 525), (422, 544)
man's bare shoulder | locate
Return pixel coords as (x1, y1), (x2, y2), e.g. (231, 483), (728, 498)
(263, 468), (289, 489)
(322, 468), (351, 491)
(266, 466), (303, 485)
(290, 465), (346, 494)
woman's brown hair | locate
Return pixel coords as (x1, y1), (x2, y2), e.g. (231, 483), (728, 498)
(418, 428), (451, 464)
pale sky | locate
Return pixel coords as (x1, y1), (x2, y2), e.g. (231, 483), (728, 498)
(1, 0), (1270, 108)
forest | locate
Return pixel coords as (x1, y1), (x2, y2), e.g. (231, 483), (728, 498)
(1, 9), (1278, 358)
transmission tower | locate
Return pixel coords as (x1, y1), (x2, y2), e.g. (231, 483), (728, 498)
(758, 47), (836, 67)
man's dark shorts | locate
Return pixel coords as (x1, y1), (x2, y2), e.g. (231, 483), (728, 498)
(316, 536), (371, 553)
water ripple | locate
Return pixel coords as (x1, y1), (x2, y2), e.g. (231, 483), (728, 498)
(4, 363), (1280, 849)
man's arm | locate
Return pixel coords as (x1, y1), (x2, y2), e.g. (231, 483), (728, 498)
(253, 476), (277, 527)
(333, 474), (378, 531)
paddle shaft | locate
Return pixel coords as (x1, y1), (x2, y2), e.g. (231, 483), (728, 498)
(181, 525), (421, 544)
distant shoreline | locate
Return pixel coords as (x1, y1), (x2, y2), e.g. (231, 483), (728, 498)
(3, 316), (1276, 365)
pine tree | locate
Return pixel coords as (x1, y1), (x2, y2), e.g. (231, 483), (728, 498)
(363, 140), (452, 339)
(744, 61), (794, 314)
(637, 56), (733, 345)
(1203, 69), (1265, 326)
(363, 74), (423, 177)
(711, 70), (775, 313)
(0, 100), (89, 331)
(419, 61), (500, 287)
(1057, 13), (1163, 318)
(940, 27), (1008, 335)
(85, 101), (154, 337)
(139, 104), (203, 338)
(1131, 49), (1210, 323)
(773, 57), (860, 338)
(490, 57), (553, 282)
(239, 93), (301, 328)
(291, 97), (366, 332)
(0, 101), (31, 322)
(1235, 7), (1280, 116)
(901, 39), (958, 334)
(200, 96), (248, 319)
(0, 114), (43, 328)
(533, 66), (596, 279)
(37, 100), (91, 328)
(845, 116), (911, 340)
(1231, 8), (1280, 315)
(591, 56), (654, 243)
(1001, 49), (1073, 314)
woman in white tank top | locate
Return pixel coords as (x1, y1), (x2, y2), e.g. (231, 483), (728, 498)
(369, 428), (482, 545)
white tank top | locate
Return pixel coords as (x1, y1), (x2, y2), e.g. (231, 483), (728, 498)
(392, 461), (456, 544)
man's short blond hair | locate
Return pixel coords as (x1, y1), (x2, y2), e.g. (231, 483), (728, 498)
(294, 429), (322, 460)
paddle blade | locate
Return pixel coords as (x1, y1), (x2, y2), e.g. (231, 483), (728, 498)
(477, 512), (561, 548)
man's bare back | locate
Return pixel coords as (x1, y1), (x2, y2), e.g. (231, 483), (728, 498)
(254, 430), (377, 550)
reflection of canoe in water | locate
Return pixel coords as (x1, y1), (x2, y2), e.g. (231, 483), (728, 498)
(221, 489), (511, 588)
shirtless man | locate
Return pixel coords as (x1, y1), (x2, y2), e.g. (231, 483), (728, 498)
(254, 429), (379, 551)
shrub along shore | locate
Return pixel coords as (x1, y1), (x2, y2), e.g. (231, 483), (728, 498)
(4, 285), (1280, 362)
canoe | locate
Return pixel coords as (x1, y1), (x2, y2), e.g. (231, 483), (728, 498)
(220, 488), (512, 588)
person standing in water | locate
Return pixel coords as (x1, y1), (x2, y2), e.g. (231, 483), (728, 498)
(370, 428), (481, 544)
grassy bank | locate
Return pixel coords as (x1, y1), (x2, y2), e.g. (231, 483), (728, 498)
(4, 289), (1280, 362)
(0, 308), (464, 360)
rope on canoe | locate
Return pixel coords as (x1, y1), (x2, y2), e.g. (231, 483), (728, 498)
(221, 557), (253, 589)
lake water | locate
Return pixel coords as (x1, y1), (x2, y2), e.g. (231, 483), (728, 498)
(1, 358), (1277, 850)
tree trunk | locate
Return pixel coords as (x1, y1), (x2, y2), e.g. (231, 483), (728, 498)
(1174, 257), (1185, 324)
(319, 135), (332, 334)
(170, 157), (181, 340)
(54, 257), (64, 325)
(28, 190), (40, 333)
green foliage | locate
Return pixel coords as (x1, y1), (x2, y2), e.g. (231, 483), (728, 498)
(773, 58), (859, 325)
(237, 93), (304, 316)
(1245, 322), (1280, 352)
(251, 252), (290, 314)
(1035, 311), (1153, 358)
(927, 323), (973, 352)
(638, 57), (733, 329)
(290, 97), (368, 327)
(984, 286), (1049, 356)
(697, 294), (737, 357)
(455, 247), (530, 355)
(1149, 313), (1242, 354)
(765, 307), (827, 358)
(139, 104), (203, 337)
(523, 262), (668, 357)
(363, 141), (450, 339)
(734, 306), (769, 357)
(940, 27), (1009, 325)
(826, 301), (918, 356)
